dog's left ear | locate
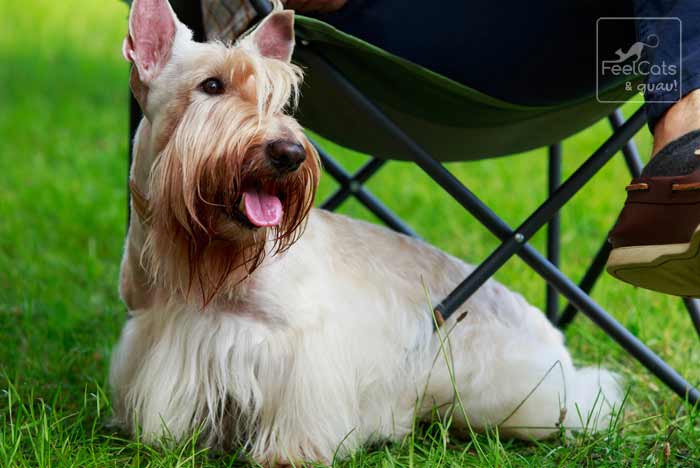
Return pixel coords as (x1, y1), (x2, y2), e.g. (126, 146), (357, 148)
(251, 10), (295, 62)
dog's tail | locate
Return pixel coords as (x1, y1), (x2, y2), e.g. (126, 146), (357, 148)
(563, 367), (624, 435)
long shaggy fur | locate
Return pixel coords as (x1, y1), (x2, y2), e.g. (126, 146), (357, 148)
(112, 3), (623, 467)
(143, 46), (318, 305)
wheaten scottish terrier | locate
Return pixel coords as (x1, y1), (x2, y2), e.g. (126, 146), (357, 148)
(110, 0), (622, 465)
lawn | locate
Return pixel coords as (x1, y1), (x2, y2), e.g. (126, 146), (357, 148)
(1, 0), (700, 466)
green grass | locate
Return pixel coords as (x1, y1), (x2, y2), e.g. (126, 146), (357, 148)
(2, 1), (700, 466)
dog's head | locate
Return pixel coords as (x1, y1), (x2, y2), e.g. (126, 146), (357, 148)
(125, 0), (319, 305)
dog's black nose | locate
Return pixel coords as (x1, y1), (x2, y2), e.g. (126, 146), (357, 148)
(266, 140), (306, 173)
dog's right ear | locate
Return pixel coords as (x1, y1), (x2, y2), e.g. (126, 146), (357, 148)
(251, 10), (295, 62)
(123, 0), (184, 83)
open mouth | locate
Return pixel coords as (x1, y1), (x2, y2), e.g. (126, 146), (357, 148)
(230, 186), (283, 229)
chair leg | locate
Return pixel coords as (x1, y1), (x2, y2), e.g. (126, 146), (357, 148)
(685, 298), (700, 341)
(435, 109), (645, 316)
(611, 108), (644, 177)
(558, 108), (644, 328)
(297, 47), (645, 315)
(546, 143), (562, 322)
(127, 91), (142, 226)
(174, 1), (206, 42)
(314, 141), (418, 237)
(559, 109), (700, 336)
(557, 241), (612, 328)
(127, 0), (205, 228)
(415, 144), (700, 404)
(250, 0), (273, 17)
(300, 53), (700, 403)
(322, 157), (386, 211)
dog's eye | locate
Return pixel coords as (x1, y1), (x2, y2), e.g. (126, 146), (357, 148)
(200, 78), (225, 95)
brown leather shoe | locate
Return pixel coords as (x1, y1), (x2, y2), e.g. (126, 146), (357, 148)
(607, 131), (700, 297)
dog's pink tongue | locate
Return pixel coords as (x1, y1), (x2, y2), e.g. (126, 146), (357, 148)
(243, 189), (283, 227)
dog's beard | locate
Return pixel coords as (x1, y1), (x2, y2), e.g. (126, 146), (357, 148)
(144, 97), (319, 306)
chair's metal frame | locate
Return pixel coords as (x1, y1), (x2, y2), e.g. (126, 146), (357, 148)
(128, 0), (700, 404)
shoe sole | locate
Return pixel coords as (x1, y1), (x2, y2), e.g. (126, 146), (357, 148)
(607, 225), (700, 297)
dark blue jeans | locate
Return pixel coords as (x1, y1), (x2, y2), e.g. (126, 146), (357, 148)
(635, 2), (700, 128)
(318, 0), (700, 131)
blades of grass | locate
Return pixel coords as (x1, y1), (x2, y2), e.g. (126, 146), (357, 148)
(421, 279), (488, 463)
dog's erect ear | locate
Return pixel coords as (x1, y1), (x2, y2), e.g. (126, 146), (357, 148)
(251, 10), (295, 62)
(123, 0), (184, 83)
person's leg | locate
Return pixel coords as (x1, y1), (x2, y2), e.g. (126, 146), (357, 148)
(187, 0), (635, 105)
(652, 90), (700, 155)
(317, 0), (635, 105)
(607, 2), (700, 296)
(634, 2), (700, 154)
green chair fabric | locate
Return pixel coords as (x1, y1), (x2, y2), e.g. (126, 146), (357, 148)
(294, 16), (640, 162)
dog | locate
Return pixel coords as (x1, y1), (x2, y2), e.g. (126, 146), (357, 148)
(110, 0), (622, 465)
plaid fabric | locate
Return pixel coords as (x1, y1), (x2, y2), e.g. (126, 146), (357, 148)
(121, 0), (256, 42)
(202, 0), (256, 42)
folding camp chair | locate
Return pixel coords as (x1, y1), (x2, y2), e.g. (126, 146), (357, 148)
(128, 0), (700, 404)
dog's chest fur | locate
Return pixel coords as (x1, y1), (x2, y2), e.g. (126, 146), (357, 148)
(113, 208), (470, 458)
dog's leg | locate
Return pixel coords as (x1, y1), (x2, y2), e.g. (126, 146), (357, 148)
(109, 309), (154, 431)
(110, 307), (236, 447)
(119, 234), (153, 311)
(110, 305), (373, 463)
(423, 300), (622, 440)
(120, 118), (157, 312)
